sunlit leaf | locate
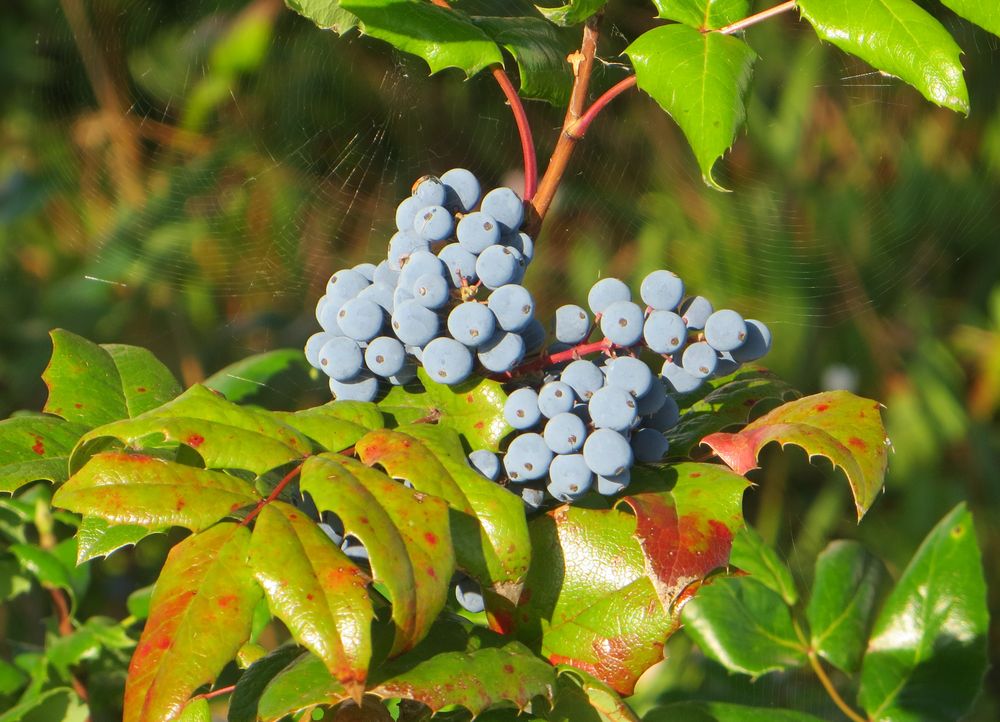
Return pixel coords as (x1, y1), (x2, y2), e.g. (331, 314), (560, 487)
(275, 401), (384, 453)
(203, 349), (310, 404)
(940, 0), (1000, 38)
(75, 516), (164, 564)
(284, 0), (359, 33)
(536, 0), (606, 26)
(0, 416), (87, 494)
(651, 0), (750, 30)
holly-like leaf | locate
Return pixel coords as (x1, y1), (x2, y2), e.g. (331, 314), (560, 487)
(378, 369), (510, 451)
(338, 0), (503, 77)
(681, 576), (808, 676)
(275, 401), (384, 453)
(729, 525), (798, 605)
(626, 24), (755, 189)
(702, 391), (889, 520)
(644, 702), (827, 722)
(515, 463), (747, 694)
(797, 0), (969, 114)
(651, 0), (750, 30)
(858, 503), (988, 722)
(0, 416), (88, 494)
(356, 425), (529, 604)
(806, 540), (887, 674)
(75, 516), (165, 564)
(53, 452), (260, 531)
(536, 0), (606, 26)
(76, 385), (310, 475)
(940, 0), (1000, 38)
(549, 668), (640, 722)
(228, 646), (305, 722)
(42, 330), (181, 428)
(249, 501), (374, 695)
(124, 523), (261, 722)
(284, 0), (359, 33)
(472, 16), (573, 106)
(203, 349), (310, 404)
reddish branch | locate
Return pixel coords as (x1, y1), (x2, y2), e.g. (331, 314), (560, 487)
(197, 684), (237, 702)
(718, 0), (798, 35)
(240, 463), (304, 527)
(565, 75), (638, 140)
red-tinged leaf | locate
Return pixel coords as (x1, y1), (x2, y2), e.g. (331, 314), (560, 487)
(356, 425), (530, 604)
(75, 385), (309, 475)
(0, 416), (88, 493)
(702, 391), (888, 519)
(301, 454), (454, 655)
(275, 401), (384, 453)
(124, 522), (261, 722)
(249, 501), (373, 696)
(43, 329), (181, 429)
(53, 452), (259, 530)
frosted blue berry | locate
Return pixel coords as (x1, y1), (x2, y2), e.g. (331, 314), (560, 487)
(631, 428), (670, 463)
(423, 337), (473, 385)
(547, 454), (593, 502)
(681, 341), (718, 378)
(329, 372), (379, 402)
(503, 433), (553, 482)
(441, 168), (480, 213)
(364, 336), (406, 378)
(414, 176), (447, 206)
(478, 332), (525, 373)
(538, 381), (575, 418)
(468, 450), (501, 481)
(412, 204), (454, 242)
(456, 211), (500, 255)
(561, 359), (604, 401)
(731, 319), (772, 362)
(643, 310), (687, 355)
(583, 429), (633, 477)
(640, 270), (684, 310)
(337, 297), (384, 342)
(480, 187), (524, 233)
(704, 309), (748, 352)
(438, 243), (478, 287)
(447, 302), (496, 348)
(555, 304), (590, 344)
(680, 296), (714, 330)
(600, 301), (645, 347)
(487, 284), (534, 332)
(587, 277), (630, 315)
(505, 388), (542, 430)
(543, 412), (588, 454)
(317, 336), (364, 381)
(391, 300), (439, 347)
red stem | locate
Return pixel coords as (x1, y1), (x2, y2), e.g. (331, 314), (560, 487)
(198, 684), (237, 702)
(240, 463), (304, 527)
(718, 0), (797, 35)
(500, 337), (623, 379)
(566, 75), (638, 140)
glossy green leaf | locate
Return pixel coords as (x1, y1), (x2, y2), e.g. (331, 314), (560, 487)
(0, 687), (89, 722)
(702, 391), (889, 519)
(940, 0), (1000, 38)
(644, 702), (827, 722)
(54, 452), (259, 530)
(858, 503), (988, 722)
(797, 0), (969, 114)
(651, 0), (750, 30)
(228, 645), (305, 722)
(0, 416), (87, 493)
(75, 516), (164, 564)
(682, 576), (807, 676)
(516, 463), (747, 694)
(124, 523), (261, 722)
(356, 425), (529, 604)
(536, 0), (606, 26)
(472, 16), (573, 105)
(626, 24), (755, 189)
(76, 385), (309, 475)
(176, 698), (210, 722)
(203, 349), (310, 404)
(249, 501), (374, 694)
(729, 525), (798, 605)
(43, 329), (180, 429)
(807, 540), (888, 674)
(256, 652), (348, 721)
(339, 0), (503, 77)
(301, 453), (454, 654)
(275, 401), (384, 453)
(379, 368), (510, 451)
(285, 0), (359, 33)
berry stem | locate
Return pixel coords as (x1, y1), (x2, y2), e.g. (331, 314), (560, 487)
(565, 75), (638, 140)
(502, 337), (618, 379)
(717, 0), (798, 35)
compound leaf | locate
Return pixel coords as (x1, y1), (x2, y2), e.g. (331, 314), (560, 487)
(536, 0), (606, 27)
(729, 525), (798, 606)
(0, 416), (88, 494)
(284, 0), (359, 33)
(651, 0), (750, 30)
(940, 0), (1000, 38)
(472, 16), (573, 105)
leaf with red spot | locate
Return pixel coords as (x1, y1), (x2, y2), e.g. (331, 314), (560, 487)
(275, 401), (384, 453)
(124, 522), (261, 722)
(248, 501), (374, 697)
(702, 391), (889, 519)
(53, 452), (260, 531)
(74, 385), (310, 476)
(0, 416), (88, 493)
(43, 329), (181, 429)
(514, 463), (748, 695)
(300, 453), (454, 655)
(378, 368), (511, 451)
(355, 425), (530, 604)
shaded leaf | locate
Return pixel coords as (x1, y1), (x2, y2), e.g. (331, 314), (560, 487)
(0, 416), (87, 494)
(275, 401), (384, 453)
(54, 452), (259, 530)
(651, 0), (750, 30)
(203, 349), (310, 404)
(339, 0), (503, 77)
(472, 16), (573, 106)
(43, 329), (180, 428)
(940, 0), (1000, 38)
(127, 584), (154, 621)
(75, 516), (164, 564)
(256, 652), (347, 721)
(285, 0), (359, 33)
(11, 543), (72, 591)
(228, 645), (305, 722)
(858, 503), (988, 722)
(548, 668), (639, 722)
(536, 0), (606, 26)
(729, 525), (798, 605)
(626, 25), (755, 189)
(681, 576), (807, 676)
(124, 523), (261, 722)
(0, 687), (89, 722)
(0, 557), (31, 601)
(644, 701), (827, 721)
(378, 369), (510, 451)
(797, 0), (969, 114)
(702, 391), (889, 519)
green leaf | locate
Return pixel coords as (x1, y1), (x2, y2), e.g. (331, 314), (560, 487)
(536, 0), (606, 26)
(123, 522), (262, 722)
(338, 0), (503, 77)
(0, 657), (28, 696)
(796, 0), (969, 114)
(249, 501), (375, 693)
(858, 503), (988, 722)
(127, 584), (155, 621)
(472, 16), (573, 105)
(301, 453), (454, 654)
(651, 0), (750, 30)
(379, 369), (510, 451)
(0, 416), (88, 494)
(228, 645), (305, 722)
(548, 668), (639, 722)
(176, 698), (210, 722)
(625, 24), (755, 190)
(355, 425), (529, 604)
(729, 525), (798, 605)
(644, 702), (827, 722)
(0, 557), (31, 601)
(256, 652), (347, 721)
(76, 385), (309, 475)
(54, 452), (260, 531)
(10, 543), (73, 592)
(43, 330), (181, 429)
(516, 463), (747, 694)
(940, 0), (1000, 38)
(806, 540), (888, 674)
(681, 576), (808, 677)
(275, 401), (384, 453)
(203, 350), (310, 404)
(285, 0), (359, 33)
(0, 687), (89, 722)
(702, 391), (889, 520)
(75, 516), (164, 564)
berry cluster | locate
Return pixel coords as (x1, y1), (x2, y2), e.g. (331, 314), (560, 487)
(304, 168), (541, 399)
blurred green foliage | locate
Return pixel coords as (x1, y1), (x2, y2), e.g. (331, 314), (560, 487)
(1, 0), (998, 719)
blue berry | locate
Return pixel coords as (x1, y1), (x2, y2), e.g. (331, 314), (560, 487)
(455, 576), (485, 614)
(538, 381), (576, 418)
(412, 204), (454, 242)
(373, 260), (400, 287)
(438, 243), (479, 287)
(478, 332), (525, 373)
(713, 352), (742, 378)
(600, 301), (645, 347)
(520, 486), (547, 511)
(640, 270), (685, 310)
(487, 284), (534, 332)
(661, 359), (703, 394)
(423, 337), (473, 385)
(643, 310), (687, 355)
(353, 263), (376, 282)
(587, 277), (631, 315)
(447, 302), (496, 348)
(316, 297), (345, 334)
(555, 304), (590, 344)
(414, 176), (447, 206)
(681, 341), (718, 378)
(635, 379), (668, 416)
(326, 269), (370, 307)
(477, 245), (524, 290)
(395, 195), (423, 232)
(388, 362), (418, 387)
(441, 168), (481, 213)
(547, 454), (593, 502)
(329, 372), (380, 402)
(503, 433), (553, 482)
(704, 309), (748, 352)
(504, 388), (542, 430)
(731, 319), (772, 362)
(412, 273), (451, 309)
(365, 336), (406, 377)
(631, 428), (670, 463)
(605, 356), (654, 398)
(305, 331), (334, 369)
(596, 469), (630, 496)
(583, 429), (633, 477)
(560, 359), (604, 401)
(506, 232), (534, 263)
(317, 336), (364, 381)
(469, 450), (501, 481)
(645, 394), (680, 430)
(522, 318), (547, 354)
(543, 412), (588, 454)
(399, 250), (446, 290)
(480, 187), (524, 234)
(456, 212), (500, 254)
(588, 386), (638, 433)
(357, 283), (395, 313)
(391, 300), (439, 347)
(388, 231), (429, 270)
(337, 298), (384, 342)
(680, 296), (714, 330)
